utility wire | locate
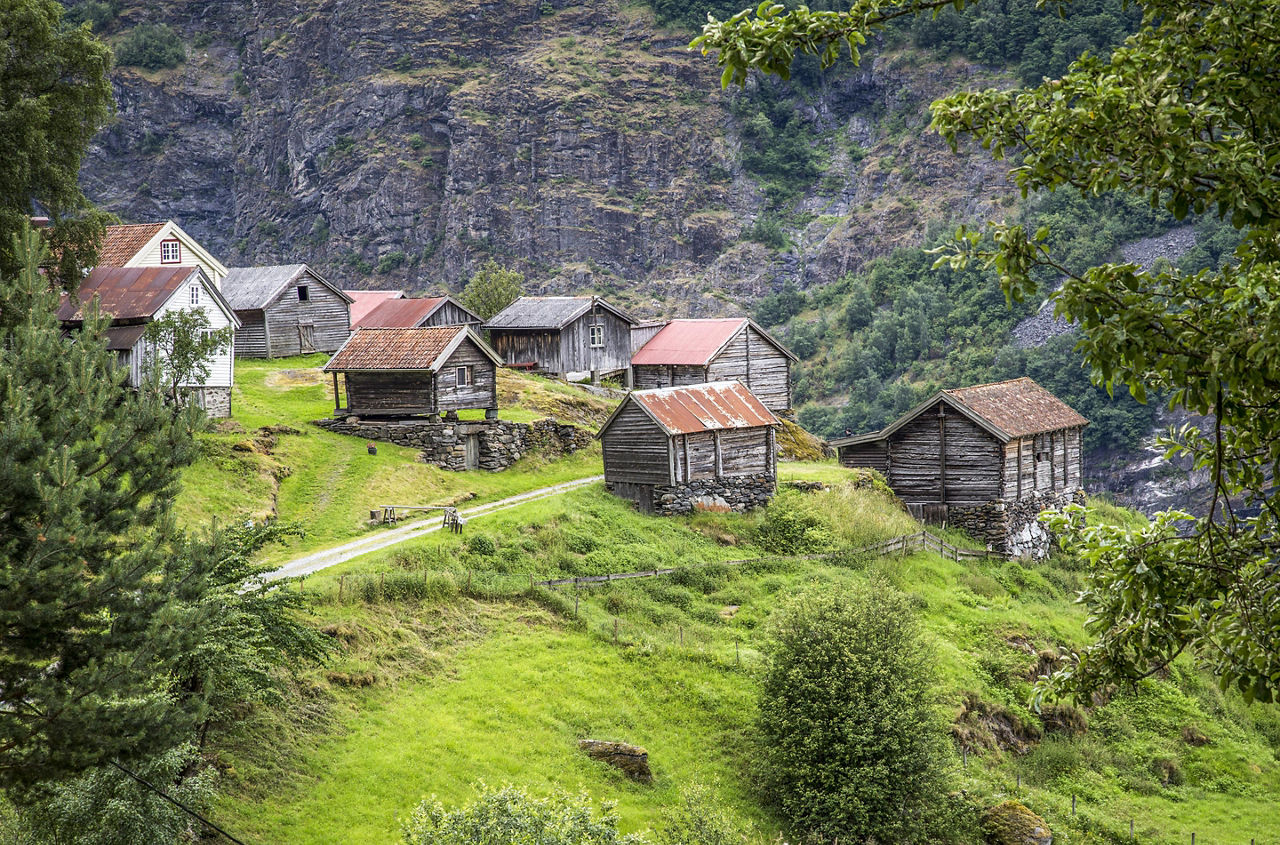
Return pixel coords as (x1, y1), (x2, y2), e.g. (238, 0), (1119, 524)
(108, 760), (251, 845)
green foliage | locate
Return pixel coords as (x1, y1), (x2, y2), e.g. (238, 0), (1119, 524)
(377, 250), (407, 273)
(742, 214), (788, 250)
(0, 228), (203, 790)
(753, 490), (832, 554)
(0, 0), (113, 282)
(62, 0), (120, 31)
(752, 280), (804, 326)
(461, 258), (524, 320)
(114, 23), (185, 70)
(731, 82), (822, 207)
(401, 783), (650, 845)
(758, 580), (955, 842)
(655, 782), (753, 845)
(142, 306), (234, 407)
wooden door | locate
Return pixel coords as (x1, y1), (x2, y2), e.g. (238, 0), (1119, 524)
(464, 434), (479, 470)
(298, 323), (316, 353)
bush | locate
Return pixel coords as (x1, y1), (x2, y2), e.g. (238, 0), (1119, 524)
(402, 783), (649, 845)
(115, 24), (185, 70)
(655, 782), (752, 845)
(464, 533), (496, 556)
(758, 580), (954, 843)
(754, 491), (833, 554)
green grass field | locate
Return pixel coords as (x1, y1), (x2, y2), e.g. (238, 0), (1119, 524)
(213, 478), (1280, 845)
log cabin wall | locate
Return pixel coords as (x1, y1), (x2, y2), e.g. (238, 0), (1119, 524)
(839, 440), (890, 474)
(720, 427), (773, 475)
(631, 364), (709, 390)
(234, 311), (269, 358)
(263, 277), (351, 356)
(883, 401), (1002, 505)
(705, 327), (792, 412)
(600, 402), (672, 487)
(422, 301), (480, 326)
(345, 371), (435, 415)
(491, 329), (562, 374)
(560, 309), (633, 376)
(433, 339), (498, 414)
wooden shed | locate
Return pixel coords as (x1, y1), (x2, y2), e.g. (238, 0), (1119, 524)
(483, 296), (636, 381)
(322, 326), (501, 418)
(631, 318), (797, 413)
(831, 377), (1088, 521)
(598, 381), (779, 514)
(222, 264), (353, 358)
(353, 295), (480, 330)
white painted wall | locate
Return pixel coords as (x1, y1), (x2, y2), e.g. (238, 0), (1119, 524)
(127, 223), (228, 288)
(146, 274), (236, 389)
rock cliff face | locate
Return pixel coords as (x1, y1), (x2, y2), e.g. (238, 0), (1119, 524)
(80, 0), (1011, 316)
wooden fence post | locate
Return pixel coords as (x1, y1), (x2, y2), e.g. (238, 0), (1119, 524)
(379, 572), (385, 598)
(613, 618), (619, 644)
(338, 574), (345, 602)
(574, 592), (579, 618)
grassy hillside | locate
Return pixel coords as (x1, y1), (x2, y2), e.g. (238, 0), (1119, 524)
(178, 357), (615, 562)
(213, 480), (1280, 844)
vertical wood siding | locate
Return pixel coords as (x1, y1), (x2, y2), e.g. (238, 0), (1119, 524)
(423, 301), (480, 327)
(345, 371), (435, 414)
(601, 402), (672, 485)
(560, 310), (632, 376)
(492, 329), (562, 374)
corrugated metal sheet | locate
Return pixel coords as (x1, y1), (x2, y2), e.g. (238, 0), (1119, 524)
(221, 265), (308, 310)
(354, 296), (445, 329)
(344, 290), (405, 328)
(98, 223), (165, 266)
(631, 318), (746, 366)
(323, 326), (467, 371)
(57, 266), (199, 322)
(633, 381), (778, 435)
(945, 377), (1088, 437)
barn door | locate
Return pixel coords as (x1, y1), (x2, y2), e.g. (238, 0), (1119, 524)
(298, 323), (316, 353)
(464, 434), (479, 470)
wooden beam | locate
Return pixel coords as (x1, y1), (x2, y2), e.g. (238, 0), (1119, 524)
(713, 430), (723, 478)
(938, 405), (947, 504)
(333, 372), (340, 412)
(1016, 437), (1022, 499)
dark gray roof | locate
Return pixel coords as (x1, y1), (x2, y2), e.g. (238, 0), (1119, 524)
(483, 296), (635, 330)
(221, 264), (354, 311)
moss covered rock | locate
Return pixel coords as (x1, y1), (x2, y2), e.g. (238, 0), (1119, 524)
(982, 801), (1052, 845)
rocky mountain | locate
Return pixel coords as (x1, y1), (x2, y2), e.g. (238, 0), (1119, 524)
(79, 0), (1012, 316)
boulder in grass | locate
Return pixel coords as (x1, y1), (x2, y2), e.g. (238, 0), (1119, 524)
(577, 739), (652, 783)
(982, 801), (1052, 845)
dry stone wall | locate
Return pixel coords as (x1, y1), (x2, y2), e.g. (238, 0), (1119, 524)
(652, 473), (776, 515)
(314, 416), (591, 471)
(948, 489), (1085, 558)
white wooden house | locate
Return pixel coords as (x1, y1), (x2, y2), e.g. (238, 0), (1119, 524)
(96, 221), (229, 288)
(58, 266), (240, 416)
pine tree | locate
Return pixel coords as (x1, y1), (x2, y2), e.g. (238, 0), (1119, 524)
(0, 227), (204, 791)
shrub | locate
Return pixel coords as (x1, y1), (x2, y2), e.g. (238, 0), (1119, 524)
(754, 491), (832, 554)
(115, 24), (185, 70)
(464, 533), (496, 556)
(758, 580), (953, 843)
(655, 782), (752, 845)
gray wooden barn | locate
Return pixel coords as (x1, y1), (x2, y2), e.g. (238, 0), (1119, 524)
(352, 295), (480, 330)
(630, 317), (797, 413)
(322, 325), (501, 418)
(483, 296), (636, 381)
(830, 377), (1088, 522)
(598, 381), (779, 515)
(222, 264), (353, 357)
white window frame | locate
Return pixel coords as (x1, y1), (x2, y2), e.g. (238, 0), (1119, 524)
(189, 284), (201, 306)
(160, 239), (182, 264)
(455, 365), (471, 387)
(589, 324), (604, 348)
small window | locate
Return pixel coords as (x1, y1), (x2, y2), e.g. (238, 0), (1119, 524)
(160, 239), (182, 264)
(297, 285), (310, 301)
(189, 284), (201, 306)
(589, 324), (604, 348)
(455, 366), (471, 387)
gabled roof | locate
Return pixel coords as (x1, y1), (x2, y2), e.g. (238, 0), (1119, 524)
(631, 317), (798, 366)
(323, 326), (502, 372)
(599, 381), (779, 438)
(344, 290), (405, 327)
(98, 223), (165, 266)
(484, 296), (636, 330)
(829, 377), (1088, 448)
(57, 266), (240, 329)
(221, 264), (354, 311)
(353, 295), (479, 329)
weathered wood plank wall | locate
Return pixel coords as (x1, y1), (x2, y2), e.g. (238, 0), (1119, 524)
(345, 371), (435, 414)
(423, 301), (479, 327)
(434, 339), (498, 413)
(491, 330), (562, 374)
(560, 309), (632, 376)
(601, 402), (671, 486)
(631, 364), (710, 390)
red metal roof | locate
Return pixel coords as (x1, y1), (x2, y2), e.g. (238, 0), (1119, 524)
(944, 377), (1088, 438)
(57, 266), (200, 322)
(630, 381), (778, 435)
(344, 290), (404, 328)
(354, 296), (446, 329)
(630, 318), (747, 366)
(98, 223), (165, 266)
(324, 326), (471, 371)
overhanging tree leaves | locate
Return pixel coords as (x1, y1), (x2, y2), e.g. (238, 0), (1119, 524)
(142, 308), (233, 407)
(460, 258), (523, 321)
(696, 0), (1280, 702)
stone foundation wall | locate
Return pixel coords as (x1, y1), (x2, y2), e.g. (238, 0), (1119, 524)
(948, 489), (1085, 559)
(313, 416), (591, 471)
(652, 473), (776, 515)
(190, 386), (232, 418)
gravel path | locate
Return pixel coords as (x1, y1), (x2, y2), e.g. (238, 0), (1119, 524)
(1011, 225), (1198, 349)
(265, 475), (603, 581)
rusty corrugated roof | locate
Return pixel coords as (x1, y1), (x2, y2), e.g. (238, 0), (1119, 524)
(98, 223), (165, 266)
(630, 381), (778, 435)
(324, 326), (473, 371)
(344, 290), (404, 328)
(57, 266), (201, 322)
(631, 318), (746, 366)
(944, 377), (1088, 438)
(354, 296), (447, 329)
